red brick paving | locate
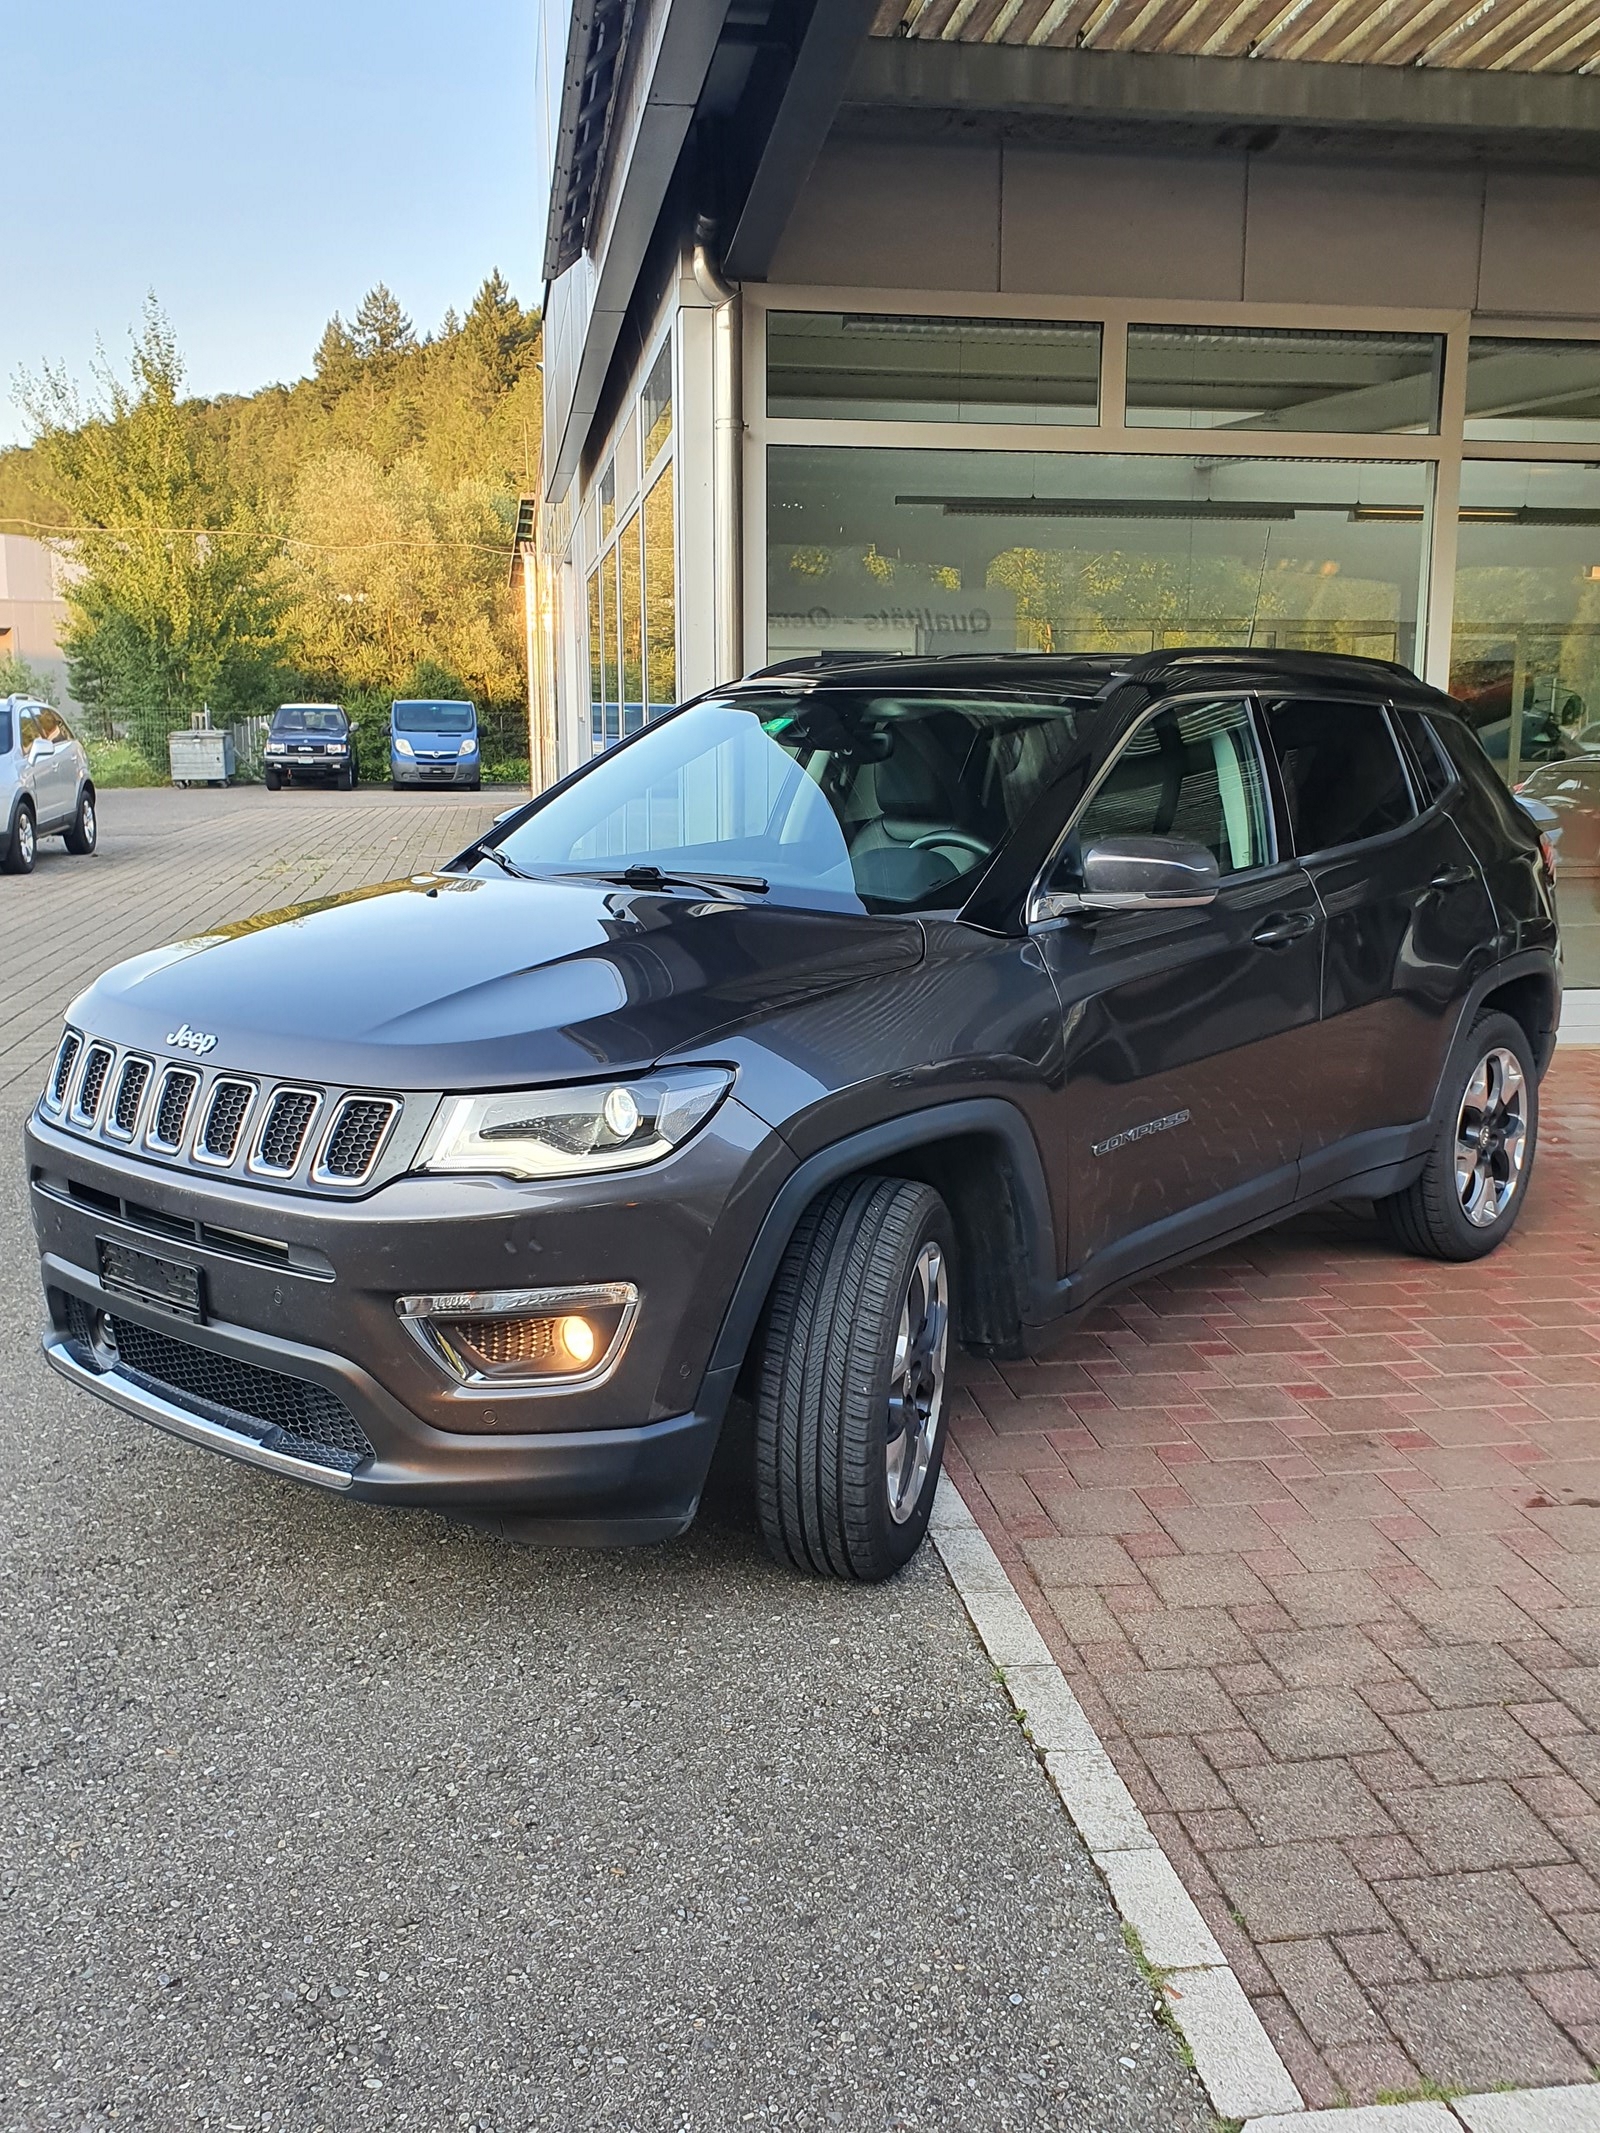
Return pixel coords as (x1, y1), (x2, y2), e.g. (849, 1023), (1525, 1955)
(946, 1049), (1600, 2106)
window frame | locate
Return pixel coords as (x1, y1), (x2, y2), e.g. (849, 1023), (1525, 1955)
(1026, 689), (1284, 925)
(1255, 693), (1422, 863)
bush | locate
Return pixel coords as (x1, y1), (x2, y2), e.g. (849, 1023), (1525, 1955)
(87, 737), (163, 787)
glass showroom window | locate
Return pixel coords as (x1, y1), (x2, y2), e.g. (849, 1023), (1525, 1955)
(584, 338), (677, 752)
(1464, 338), (1600, 445)
(767, 312), (1100, 426)
(1125, 325), (1443, 435)
(767, 446), (1428, 668)
(1450, 458), (1600, 987)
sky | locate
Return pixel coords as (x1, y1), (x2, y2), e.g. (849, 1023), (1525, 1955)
(3, 0), (540, 449)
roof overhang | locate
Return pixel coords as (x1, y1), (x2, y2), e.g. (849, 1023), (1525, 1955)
(843, 37), (1600, 164)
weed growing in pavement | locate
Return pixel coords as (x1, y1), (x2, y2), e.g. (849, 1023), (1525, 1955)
(1118, 1923), (1196, 2074)
(1375, 2080), (1466, 2104)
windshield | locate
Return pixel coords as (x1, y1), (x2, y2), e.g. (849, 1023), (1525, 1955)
(393, 700), (475, 734)
(492, 691), (1085, 912)
(273, 705), (347, 736)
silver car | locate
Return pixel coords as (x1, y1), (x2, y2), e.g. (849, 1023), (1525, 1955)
(2, 697), (97, 874)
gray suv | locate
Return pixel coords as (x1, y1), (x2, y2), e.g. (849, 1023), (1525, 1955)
(3, 697), (97, 874)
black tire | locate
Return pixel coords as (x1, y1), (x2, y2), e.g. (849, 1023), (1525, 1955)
(3, 799), (37, 874)
(1378, 1010), (1538, 1262)
(336, 766), (353, 791)
(264, 767), (282, 792)
(754, 1176), (955, 1581)
(62, 786), (97, 855)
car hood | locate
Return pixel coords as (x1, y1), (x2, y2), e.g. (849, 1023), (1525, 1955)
(68, 873), (925, 1089)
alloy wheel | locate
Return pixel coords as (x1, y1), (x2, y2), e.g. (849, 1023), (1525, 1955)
(885, 1240), (950, 1524)
(1455, 1046), (1529, 1228)
(18, 811), (35, 867)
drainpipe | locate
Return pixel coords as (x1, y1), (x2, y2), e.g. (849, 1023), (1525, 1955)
(692, 218), (744, 686)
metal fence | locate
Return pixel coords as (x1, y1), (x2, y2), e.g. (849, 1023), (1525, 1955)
(82, 704), (529, 787)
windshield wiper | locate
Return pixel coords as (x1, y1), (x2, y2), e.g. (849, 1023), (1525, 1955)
(458, 840), (533, 881)
(571, 863), (770, 896)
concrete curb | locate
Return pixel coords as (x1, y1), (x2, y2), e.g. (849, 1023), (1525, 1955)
(928, 1476), (1600, 2133)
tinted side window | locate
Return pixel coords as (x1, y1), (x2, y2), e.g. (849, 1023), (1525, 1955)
(1062, 698), (1274, 880)
(0, 709), (11, 754)
(1263, 699), (1416, 854)
(1391, 704), (1455, 807)
(19, 712), (42, 753)
(39, 710), (68, 744)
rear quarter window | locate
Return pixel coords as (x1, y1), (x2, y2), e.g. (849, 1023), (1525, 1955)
(1391, 704), (1457, 808)
(0, 709), (12, 755)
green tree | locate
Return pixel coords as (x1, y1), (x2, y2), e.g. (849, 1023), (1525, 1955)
(17, 298), (285, 763)
(350, 284), (414, 361)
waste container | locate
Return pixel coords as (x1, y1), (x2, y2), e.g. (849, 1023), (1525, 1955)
(168, 729), (236, 786)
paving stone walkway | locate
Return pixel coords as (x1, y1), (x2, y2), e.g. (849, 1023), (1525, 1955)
(947, 1049), (1600, 2109)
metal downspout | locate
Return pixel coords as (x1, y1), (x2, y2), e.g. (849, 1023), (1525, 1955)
(692, 220), (745, 686)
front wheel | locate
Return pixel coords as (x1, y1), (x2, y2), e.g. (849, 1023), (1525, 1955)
(4, 800), (37, 874)
(1378, 1010), (1538, 1261)
(754, 1176), (955, 1581)
(264, 767), (282, 792)
(63, 787), (97, 855)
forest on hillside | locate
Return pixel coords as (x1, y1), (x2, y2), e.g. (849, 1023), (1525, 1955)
(0, 277), (542, 781)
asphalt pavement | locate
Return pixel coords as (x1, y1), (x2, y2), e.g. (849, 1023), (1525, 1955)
(0, 789), (1215, 2133)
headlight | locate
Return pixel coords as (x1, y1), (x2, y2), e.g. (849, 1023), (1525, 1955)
(394, 736), (415, 756)
(265, 742), (287, 756)
(458, 736), (477, 756)
(418, 1067), (733, 1181)
(328, 741), (348, 754)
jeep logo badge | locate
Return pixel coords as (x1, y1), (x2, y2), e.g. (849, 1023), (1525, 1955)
(166, 1023), (218, 1058)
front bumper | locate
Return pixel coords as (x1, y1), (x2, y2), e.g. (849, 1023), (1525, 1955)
(392, 758), (478, 786)
(28, 1098), (791, 1539)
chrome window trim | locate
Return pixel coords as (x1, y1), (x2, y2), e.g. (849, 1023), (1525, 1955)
(191, 1077), (261, 1169)
(1025, 688), (1279, 927)
(247, 1087), (325, 1178)
(310, 1095), (402, 1187)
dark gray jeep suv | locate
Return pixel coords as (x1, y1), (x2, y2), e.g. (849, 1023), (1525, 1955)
(28, 650), (1560, 1579)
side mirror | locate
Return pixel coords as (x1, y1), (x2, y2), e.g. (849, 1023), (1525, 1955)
(1033, 834), (1220, 921)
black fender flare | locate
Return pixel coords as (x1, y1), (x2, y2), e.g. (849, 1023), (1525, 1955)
(1436, 949), (1561, 1105)
(693, 1097), (1059, 1429)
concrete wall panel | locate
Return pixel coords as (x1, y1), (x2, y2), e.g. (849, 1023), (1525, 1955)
(767, 139), (1002, 290)
(1001, 149), (1246, 301)
(1479, 173), (1600, 319)
(1242, 162), (1483, 309)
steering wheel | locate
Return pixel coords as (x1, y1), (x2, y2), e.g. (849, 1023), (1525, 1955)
(910, 829), (991, 860)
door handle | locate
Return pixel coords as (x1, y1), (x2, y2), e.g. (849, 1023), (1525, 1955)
(1430, 864), (1476, 890)
(1252, 911), (1318, 947)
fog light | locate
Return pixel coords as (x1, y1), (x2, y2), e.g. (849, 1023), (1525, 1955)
(558, 1314), (597, 1365)
(89, 1310), (120, 1372)
(395, 1283), (638, 1396)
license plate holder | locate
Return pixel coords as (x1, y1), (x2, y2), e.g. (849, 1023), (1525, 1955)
(97, 1238), (206, 1321)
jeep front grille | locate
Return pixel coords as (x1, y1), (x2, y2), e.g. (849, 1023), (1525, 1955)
(71, 1045), (115, 1126)
(314, 1098), (399, 1182)
(196, 1079), (256, 1165)
(150, 1067), (201, 1152)
(253, 1088), (319, 1174)
(40, 1032), (412, 1194)
(109, 1057), (152, 1139)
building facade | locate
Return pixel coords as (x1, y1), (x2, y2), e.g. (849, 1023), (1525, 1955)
(0, 534), (77, 711)
(534, 0), (1600, 1016)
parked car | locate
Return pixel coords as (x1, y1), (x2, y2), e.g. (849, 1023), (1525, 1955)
(2, 696), (97, 874)
(263, 704), (357, 790)
(390, 698), (481, 790)
(1516, 756), (1600, 874)
(28, 649), (1559, 1579)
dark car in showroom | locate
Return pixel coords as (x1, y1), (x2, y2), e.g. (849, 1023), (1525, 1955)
(27, 649), (1559, 1579)
(263, 703), (358, 791)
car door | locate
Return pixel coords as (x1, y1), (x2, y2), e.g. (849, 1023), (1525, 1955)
(1031, 694), (1324, 1296)
(41, 710), (83, 824)
(17, 708), (54, 825)
(1258, 694), (1498, 1187)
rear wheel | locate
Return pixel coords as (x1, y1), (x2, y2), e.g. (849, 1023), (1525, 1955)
(754, 1176), (954, 1581)
(63, 787), (97, 855)
(4, 800), (36, 874)
(1378, 1010), (1537, 1261)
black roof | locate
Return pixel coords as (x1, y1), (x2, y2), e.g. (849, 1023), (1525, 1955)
(745, 647), (1439, 704)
